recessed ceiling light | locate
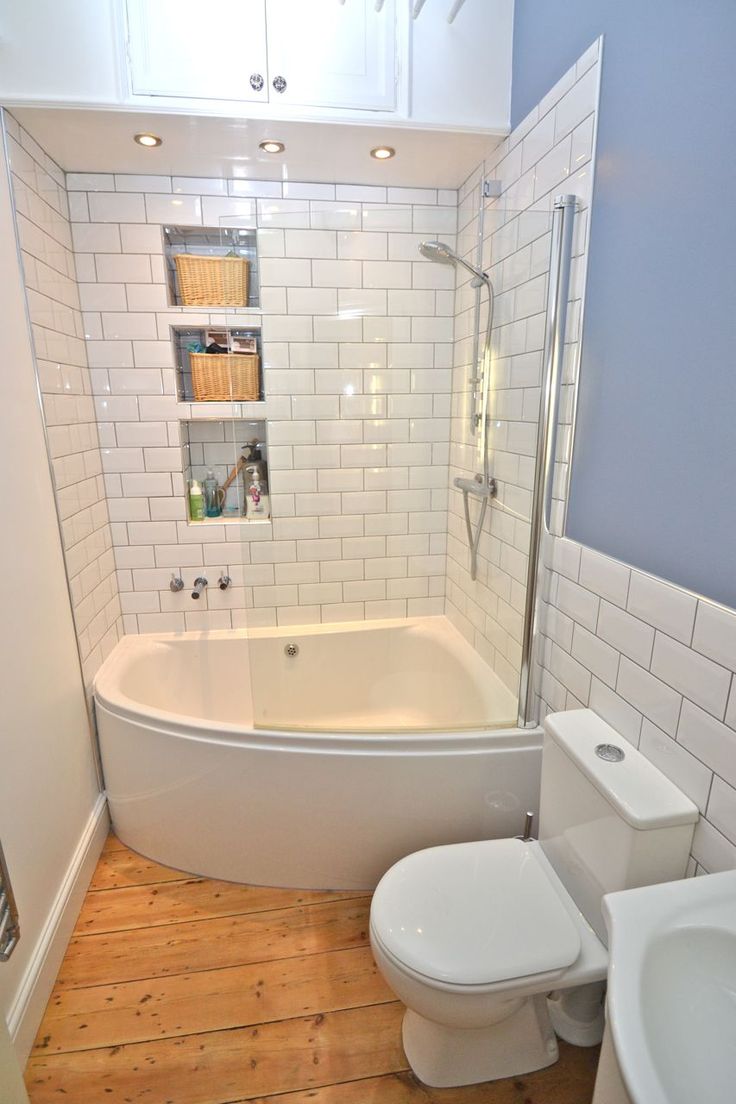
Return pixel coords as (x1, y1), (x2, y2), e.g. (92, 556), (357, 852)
(134, 132), (162, 148)
(370, 146), (396, 160)
(259, 140), (285, 154)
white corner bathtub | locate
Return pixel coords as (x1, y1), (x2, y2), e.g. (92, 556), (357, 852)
(94, 617), (542, 889)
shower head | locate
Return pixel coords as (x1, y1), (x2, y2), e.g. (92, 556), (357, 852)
(418, 239), (489, 286)
(418, 239), (457, 265)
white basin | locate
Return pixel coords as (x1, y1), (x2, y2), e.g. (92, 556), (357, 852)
(603, 870), (736, 1104)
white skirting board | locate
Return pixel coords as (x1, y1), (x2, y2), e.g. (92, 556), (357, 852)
(6, 795), (109, 1062)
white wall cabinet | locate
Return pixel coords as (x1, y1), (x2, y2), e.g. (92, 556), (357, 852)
(265, 0), (397, 112)
(0, 0), (121, 105)
(0, 0), (513, 132)
(411, 0), (512, 130)
(126, 0), (269, 102)
(125, 0), (398, 113)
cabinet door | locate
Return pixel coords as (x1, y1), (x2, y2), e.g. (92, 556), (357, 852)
(126, 0), (268, 101)
(0, 0), (120, 104)
(265, 0), (396, 111)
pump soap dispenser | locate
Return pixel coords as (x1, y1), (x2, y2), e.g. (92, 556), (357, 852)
(244, 446), (270, 520)
(189, 478), (205, 521)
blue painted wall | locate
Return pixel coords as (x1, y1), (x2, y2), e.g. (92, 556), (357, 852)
(512, 1), (736, 609)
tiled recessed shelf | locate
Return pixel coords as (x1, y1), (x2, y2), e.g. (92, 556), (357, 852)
(182, 419), (269, 524)
(172, 325), (263, 403)
(163, 225), (259, 309)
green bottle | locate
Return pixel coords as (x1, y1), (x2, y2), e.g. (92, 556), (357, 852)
(189, 478), (205, 521)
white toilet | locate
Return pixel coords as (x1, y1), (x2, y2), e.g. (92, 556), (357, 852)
(369, 709), (698, 1088)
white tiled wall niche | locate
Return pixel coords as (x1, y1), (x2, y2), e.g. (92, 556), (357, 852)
(163, 224), (260, 309)
(183, 419), (268, 522)
(173, 325), (263, 403)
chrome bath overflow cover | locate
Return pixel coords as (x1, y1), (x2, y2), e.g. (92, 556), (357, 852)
(285, 642), (299, 657)
(595, 743), (625, 762)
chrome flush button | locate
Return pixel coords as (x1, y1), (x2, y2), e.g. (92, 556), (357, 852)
(595, 743), (625, 762)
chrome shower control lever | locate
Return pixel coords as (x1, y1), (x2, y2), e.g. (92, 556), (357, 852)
(453, 474), (497, 498)
(218, 573), (231, 591)
(169, 574), (184, 592)
(191, 577), (208, 600)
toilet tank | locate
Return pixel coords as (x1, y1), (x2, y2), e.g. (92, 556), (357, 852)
(539, 710), (698, 945)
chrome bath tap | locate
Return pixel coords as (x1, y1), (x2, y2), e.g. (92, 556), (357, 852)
(191, 576), (208, 600)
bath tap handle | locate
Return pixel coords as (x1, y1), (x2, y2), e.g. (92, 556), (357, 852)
(192, 577), (208, 600)
(515, 811), (535, 842)
(218, 573), (232, 591)
(169, 574), (184, 592)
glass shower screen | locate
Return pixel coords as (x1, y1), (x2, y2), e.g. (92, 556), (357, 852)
(210, 195), (558, 734)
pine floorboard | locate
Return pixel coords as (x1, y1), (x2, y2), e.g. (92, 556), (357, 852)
(25, 836), (600, 1103)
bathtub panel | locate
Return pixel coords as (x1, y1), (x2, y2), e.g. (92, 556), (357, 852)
(97, 705), (542, 890)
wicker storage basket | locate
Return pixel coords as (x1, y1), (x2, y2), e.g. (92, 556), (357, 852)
(190, 353), (260, 401)
(174, 253), (250, 306)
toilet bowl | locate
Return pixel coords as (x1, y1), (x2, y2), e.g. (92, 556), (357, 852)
(369, 709), (699, 1087)
(370, 837), (607, 1087)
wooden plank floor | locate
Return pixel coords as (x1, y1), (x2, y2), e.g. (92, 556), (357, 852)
(25, 835), (600, 1103)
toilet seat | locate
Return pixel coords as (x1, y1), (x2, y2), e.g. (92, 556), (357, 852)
(370, 838), (582, 989)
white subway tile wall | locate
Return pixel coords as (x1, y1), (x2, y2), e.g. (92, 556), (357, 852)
(538, 533), (736, 874)
(65, 169), (458, 631)
(4, 112), (122, 689)
(524, 41), (736, 874)
(444, 47), (599, 693)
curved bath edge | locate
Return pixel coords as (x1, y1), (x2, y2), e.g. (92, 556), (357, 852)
(97, 701), (542, 890)
(94, 622), (542, 889)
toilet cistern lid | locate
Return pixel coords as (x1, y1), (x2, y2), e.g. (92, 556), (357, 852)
(371, 838), (581, 986)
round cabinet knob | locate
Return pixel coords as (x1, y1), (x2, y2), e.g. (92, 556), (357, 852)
(249, 73), (264, 91)
(272, 75), (287, 94)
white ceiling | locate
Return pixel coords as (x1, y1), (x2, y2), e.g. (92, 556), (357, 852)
(11, 107), (503, 189)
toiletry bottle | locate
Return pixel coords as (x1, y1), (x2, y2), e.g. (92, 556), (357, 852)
(203, 468), (222, 517)
(245, 449), (270, 520)
(189, 478), (205, 521)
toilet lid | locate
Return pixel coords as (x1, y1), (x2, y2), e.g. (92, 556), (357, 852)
(371, 839), (581, 986)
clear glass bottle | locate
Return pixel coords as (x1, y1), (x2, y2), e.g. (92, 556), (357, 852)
(203, 468), (222, 517)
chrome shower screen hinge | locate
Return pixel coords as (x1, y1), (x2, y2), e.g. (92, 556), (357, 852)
(482, 179), (502, 198)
